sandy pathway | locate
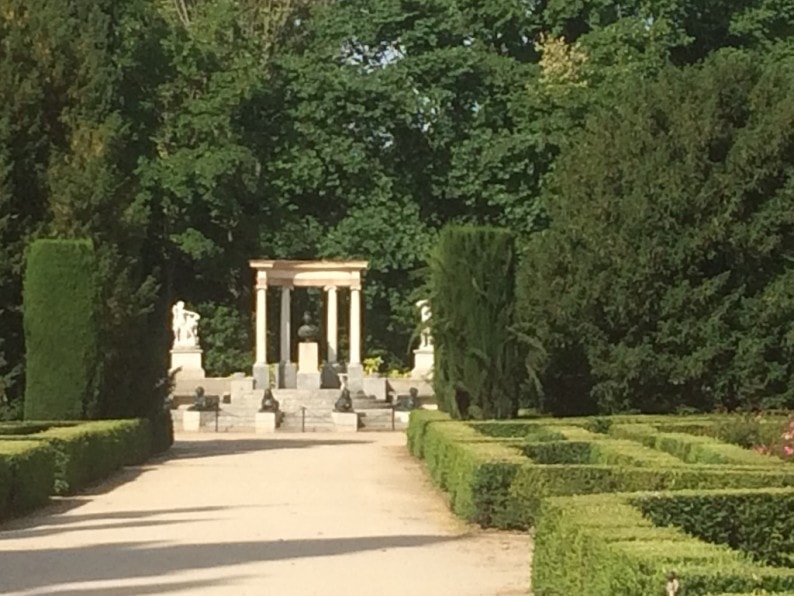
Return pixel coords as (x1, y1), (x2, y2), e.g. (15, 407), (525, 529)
(0, 432), (530, 595)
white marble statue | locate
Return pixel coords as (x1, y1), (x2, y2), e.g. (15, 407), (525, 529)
(172, 300), (201, 348)
(416, 299), (433, 349)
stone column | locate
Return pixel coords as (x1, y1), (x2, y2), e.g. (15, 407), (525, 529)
(325, 285), (338, 363)
(349, 285), (361, 366)
(347, 284), (364, 392)
(278, 285), (297, 388)
(252, 283), (269, 389)
(280, 286), (291, 363)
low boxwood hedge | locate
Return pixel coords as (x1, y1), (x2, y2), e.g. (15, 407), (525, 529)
(609, 423), (785, 466)
(0, 440), (55, 517)
(533, 490), (794, 595)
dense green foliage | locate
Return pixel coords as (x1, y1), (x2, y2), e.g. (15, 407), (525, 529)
(0, 419), (154, 507)
(23, 240), (100, 420)
(534, 491), (794, 596)
(519, 49), (794, 415)
(0, 441), (54, 518)
(634, 490), (794, 568)
(2, 0), (794, 418)
(430, 226), (522, 419)
(411, 411), (794, 593)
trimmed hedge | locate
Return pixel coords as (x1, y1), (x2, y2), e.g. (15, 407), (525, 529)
(411, 411), (794, 529)
(0, 440), (55, 517)
(533, 490), (794, 595)
(632, 489), (794, 568)
(23, 239), (101, 420)
(609, 423), (784, 466)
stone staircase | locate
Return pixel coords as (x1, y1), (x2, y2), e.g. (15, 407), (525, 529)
(172, 387), (404, 433)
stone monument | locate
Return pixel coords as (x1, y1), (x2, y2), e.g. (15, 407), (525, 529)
(296, 311), (321, 390)
(170, 300), (205, 380)
(411, 299), (434, 379)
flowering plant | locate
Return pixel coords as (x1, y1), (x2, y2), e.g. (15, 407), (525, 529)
(752, 416), (794, 459)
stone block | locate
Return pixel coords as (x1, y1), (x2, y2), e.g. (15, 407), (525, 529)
(252, 363), (270, 390)
(182, 410), (215, 432)
(170, 348), (206, 380)
(346, 363), (364, 393)
(296, 372), (321, 391)
(410, 346), (434, 380)
(331, 411), (359, 432)
(298, 342), (319, 373)
(230, 376), (254, 402)
(277, 362), (297, 389)
(394, 411), (411, 424)
(255, 412), (277, 434)
(363, 376), (387, 400)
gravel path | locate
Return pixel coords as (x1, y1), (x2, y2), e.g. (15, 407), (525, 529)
(0, 432), (531, 595)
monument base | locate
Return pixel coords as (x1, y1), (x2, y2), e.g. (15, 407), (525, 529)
(170, 348), (206, 380)
(252, 363), (270, 390)
(331, 411), (359, 432)
(346, 363), (364, 393)
(230, 374), (254, 402)
(297, 373), (321, 390)
(277, 362), (297, 389)
(410, 347), (434, 380)
(255, 412), (277, 433)
(182, 410), (215, 432)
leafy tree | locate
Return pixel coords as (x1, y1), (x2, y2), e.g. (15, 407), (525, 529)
(519, 48), (794, 415)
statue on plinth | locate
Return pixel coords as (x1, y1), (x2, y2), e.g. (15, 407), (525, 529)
(172, 300), (201, 349)
(334, 386), (354, 413)
(188, 386), (217, 411)
(416, 299), (432, 349)
(297, 311), (319, 343)
(395, 387), (420, 411)
(259, 388), (280, 413)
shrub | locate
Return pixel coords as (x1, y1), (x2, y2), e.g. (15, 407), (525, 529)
(429, 225), (524, 419)
(23, 239), (100, 420)
(610, 424), (785, 466)
(0, 440), (54, 518)
(633, 489), (794, 568)
(34, 419), (151, 495)
(533, 491), (794, 595)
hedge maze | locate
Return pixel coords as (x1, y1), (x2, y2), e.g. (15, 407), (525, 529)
(408, 411), (794, 595)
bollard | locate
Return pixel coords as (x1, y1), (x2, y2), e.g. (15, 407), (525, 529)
(301, 406), (306, 432)
(391, 405), (395, 431)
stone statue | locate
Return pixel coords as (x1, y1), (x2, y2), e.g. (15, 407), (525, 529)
(297, 311), (319, 343)
(395, 387), (420, 411)
(416, 299), (432, 349)
(188, 386), (217, 411)
(665, 572), (680, 596)
(259, 388), (280, 413)
(172, 300), (201, 348)
(334, 386), (354, 413)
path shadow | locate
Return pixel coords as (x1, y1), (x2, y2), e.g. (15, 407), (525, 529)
(0, 534), (459, 592)
(0, 505), (230, 533)
(163, 437), (373, 460)
(25, 576), (250, 596)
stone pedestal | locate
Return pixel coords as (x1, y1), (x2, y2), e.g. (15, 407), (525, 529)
(363, 376), (387, 400)
(394, 411), (411, 424)
(411, 347), (434, 379)
(346, 363), (364, 393)
(277, 362), (297, 389)
(230, 375), (254, 403)
(182, 410), (215, 432)
(252, 363), (270, 390)
(331, 411), (359, 432)
(297, 342), (321, 390)
(321, 363), (341, 389)
(170, 348), (206, 380)
(255, 412), (277, 434)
